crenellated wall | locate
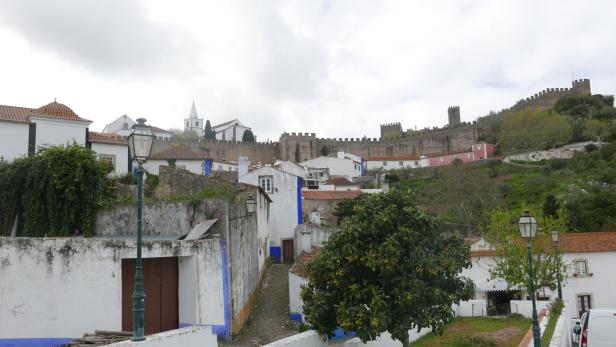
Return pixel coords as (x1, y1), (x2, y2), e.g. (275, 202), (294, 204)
(511, 79), (591, 111)
(151, 138), (279, 164)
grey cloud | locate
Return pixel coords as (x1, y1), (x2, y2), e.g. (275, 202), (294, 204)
(0, 0), (202, 77)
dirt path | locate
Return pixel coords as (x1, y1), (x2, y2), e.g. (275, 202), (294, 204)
(220, 263), (298, 347)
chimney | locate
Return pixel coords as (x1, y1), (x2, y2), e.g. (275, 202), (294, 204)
(238, 156), (250, 177)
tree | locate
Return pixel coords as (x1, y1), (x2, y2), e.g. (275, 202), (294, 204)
(242, 129), (255, 142)
(295, 142), (301, 162)
(333, 195), (366, 225)
(498, 109), (572, 153)
(542, 194), (559, 218)
(301, 189), (474, 347)
(321, 145), (330, 156)
(171, 129), (200, 140)
(582, 118), (610, 141)
(485, 209), (567, 293)
(203, 120), (216, 140)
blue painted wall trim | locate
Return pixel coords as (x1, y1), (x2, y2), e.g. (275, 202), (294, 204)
(0, 338), (73, 347)
(330, 328), (357, 340)
(203, 160), (212, 176)
(270, 246), (281, 262)
(220, 239), (231, 338)
(289, 313), (303, 321)
(179, 322), (227, 335)
(296, 177), (303, 225)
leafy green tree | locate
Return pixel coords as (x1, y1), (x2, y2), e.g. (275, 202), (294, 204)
(302, 189), (474, 347)
(485, 209), (567, 293)
(242, 129), (255, 142)
(498, 109), (572, 153)
(563, 184), (616, 232)
(554, 94), (616, 121)
(582, 118), (610, 141)
(542, 194), (559, 219)
(172, 129), (200, 140)
(203, 120), (216, 140)
(333, 195), (366, 225)
(321, 145), (330, 156)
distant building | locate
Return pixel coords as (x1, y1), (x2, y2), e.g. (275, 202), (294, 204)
(429, 142), (495, 167)
(302, 190), (362, 227)
(88, 132), (129, 176)
(184, 101), (204, 135)
(103, 114), (172, 139)
(301, 152), (363, 180)
(212, 119), (252, 142)
(365, 155), (429, 171)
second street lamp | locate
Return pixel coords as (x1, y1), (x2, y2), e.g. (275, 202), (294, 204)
(128, 118), (154, 342)
(518, 210), (541, 347)
(551, 229), (563, 300)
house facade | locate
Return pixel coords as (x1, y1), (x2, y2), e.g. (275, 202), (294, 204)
(88, 132), (129, 176)
(212, 119), (252, 142)
(365, 155), (429, 171)
(239, 165), (302, 263)
(301, 153), (363, 180)
(429, 142), (495, 167)
(103, 114), (172, 139)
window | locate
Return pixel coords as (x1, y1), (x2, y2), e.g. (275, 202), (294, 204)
(196, 121), (199, 126)
(383, 161), (387, 167)
(218, 165), (223, 170)
(399, 161), (403, 167)
(414, 161), (419, 166)
(99, 154), (116, 169)
(574, 259), (588, 276)
(577, 294), (592, 318)
(259, 176), (273, 193)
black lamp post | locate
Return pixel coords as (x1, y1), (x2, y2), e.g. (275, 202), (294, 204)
(518, 210), (541, 347)
(551, 229), (563, 300)
(128, 118), (154, 341)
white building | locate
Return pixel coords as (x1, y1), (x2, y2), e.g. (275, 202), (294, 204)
(273, 160), (306, 178)
(465, 232), (616, 319)
(184, 101), (204, 135)
(365, 155), (429, 171)
(239, 164), (302, 263)
(88, 132), (129, 176)
(301, 153), (363, 180)
(0, 101), (92, 161)
(212, 119), (252, 142)
(103, 114), (172, 139)
(144, 145), (210, 175)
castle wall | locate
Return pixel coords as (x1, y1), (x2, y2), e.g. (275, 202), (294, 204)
(511, 79), (591, 111)
(151, 138), (279, 164)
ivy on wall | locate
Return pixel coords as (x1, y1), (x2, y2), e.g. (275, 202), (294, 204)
(0, 144), (111, 237)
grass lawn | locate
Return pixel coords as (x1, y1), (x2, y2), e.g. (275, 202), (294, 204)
(413, 316), (530, 347)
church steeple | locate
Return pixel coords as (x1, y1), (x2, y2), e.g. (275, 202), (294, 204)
(184, 100), (204, 134)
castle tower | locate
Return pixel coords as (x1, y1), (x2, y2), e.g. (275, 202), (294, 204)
(380, 122), (403, 138)
(571, 79), (591, 96)
(184, 100), (204, 134)
(448, 106), (461, 127)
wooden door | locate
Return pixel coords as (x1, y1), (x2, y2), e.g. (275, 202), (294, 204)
(577, 295), (592, 318)
(282, 239), (294, 263)
(122, 257), (179, 334)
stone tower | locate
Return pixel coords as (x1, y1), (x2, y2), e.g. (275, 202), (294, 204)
(380, 122), (403, 138)
(184, 100), (204, 134)
(448, 106), (461, 127)
(571, 79), (591, 96)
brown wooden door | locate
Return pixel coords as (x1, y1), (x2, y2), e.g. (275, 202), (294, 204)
(122, 257), (179, 335)
(282, 239), (294, 263)
(577, 295), (592, 318)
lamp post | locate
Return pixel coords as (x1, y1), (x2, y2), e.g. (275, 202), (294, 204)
(551, 229), (563, 300)
(128, 118), (154, 342)
(518, 210), (541, 347)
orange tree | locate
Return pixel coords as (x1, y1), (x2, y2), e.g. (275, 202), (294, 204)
(301, 189), (474, 347)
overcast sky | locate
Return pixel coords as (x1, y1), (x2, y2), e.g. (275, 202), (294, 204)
(0, 0), (615, 141)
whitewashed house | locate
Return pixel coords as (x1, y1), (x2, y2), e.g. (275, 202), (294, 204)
(102, 114), (172, 139)
(365, 155), (429, 171)
(239, 163), (302, 263)
(88, 132), (129, 176)
(212, 119), (252, 142)
(0, 101), (92, 161)
(143, 145), (210, 175)
(301, 152), (363, 180)
(464, 232), (616, 318)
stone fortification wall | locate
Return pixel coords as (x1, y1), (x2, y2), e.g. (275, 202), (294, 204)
(511, 79), (591, 111)
(279, 124), (480, 162)
(151, 138), (279, 164)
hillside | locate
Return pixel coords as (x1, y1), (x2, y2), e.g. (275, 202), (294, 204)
(387, 142), (616, 234)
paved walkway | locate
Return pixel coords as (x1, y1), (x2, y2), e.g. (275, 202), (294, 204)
(221, 263), (298, 347)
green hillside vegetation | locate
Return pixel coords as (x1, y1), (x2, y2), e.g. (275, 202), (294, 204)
(383, 142), (616, 233)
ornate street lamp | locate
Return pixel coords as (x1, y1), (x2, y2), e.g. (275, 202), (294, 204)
(551, 229), (563, 300)
(128, 118), (154, 341)
(518, 210), (540, 347)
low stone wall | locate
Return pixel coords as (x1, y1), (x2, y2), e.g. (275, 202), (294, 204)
(503, 141), (602, 163)
(105, 326), (218, 347)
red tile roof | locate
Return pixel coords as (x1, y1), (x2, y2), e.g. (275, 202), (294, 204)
(367, 155), (421, 161)
(471, 232), (616, 257)
(151, 145), (210, 160)
(89, 131), (128, 145)
(31, 101), (89, 121)
(0, 105), (32, 123)
(290, 246), (322, 277)
(325, 177), (356, 186)
(302, 190), (362, 200)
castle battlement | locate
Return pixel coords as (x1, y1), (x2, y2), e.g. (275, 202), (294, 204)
(512, 79), (592, 111)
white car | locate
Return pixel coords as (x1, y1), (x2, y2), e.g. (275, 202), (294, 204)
(573, 309), (616, 346)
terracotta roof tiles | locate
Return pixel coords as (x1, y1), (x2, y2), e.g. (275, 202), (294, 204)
(0, 105), (32, 123)
(31, 101), (89, 121)
(88, 132), (128, 145)
(290, 246), (322, 277)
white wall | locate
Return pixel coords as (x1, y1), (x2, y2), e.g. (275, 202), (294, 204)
(275, 160), (306, 178)
(31, 117), (89, 148)
(366, 158), (427, 171)
(289, 272), (308, 317)
(212, 161), (237, 172)
(0, 121), (29, 161)
(301, 156), (361, 179)
(0, 237), (226, 340)
(92, 142), (129, 175)
(214, 124), (251, 142)
(256, 191), (270, 272)
(106, 326), (217, 347)
(263, 330), (328, 347)
(455, 300), (488, 317)
(510, 300), (551, 318)
(239, 167), (299, 249)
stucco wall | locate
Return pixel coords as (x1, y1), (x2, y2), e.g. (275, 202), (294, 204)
(92, 142), (129, 176)
(289, 272), (308, 318)
(294, 224), (330, 257)
(106, 326), (218, 347)
(31, 117), (88, 148)
(301, 157), (361, 179)
(0, 237), (225, 340)
(0, 121), (29, 161)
